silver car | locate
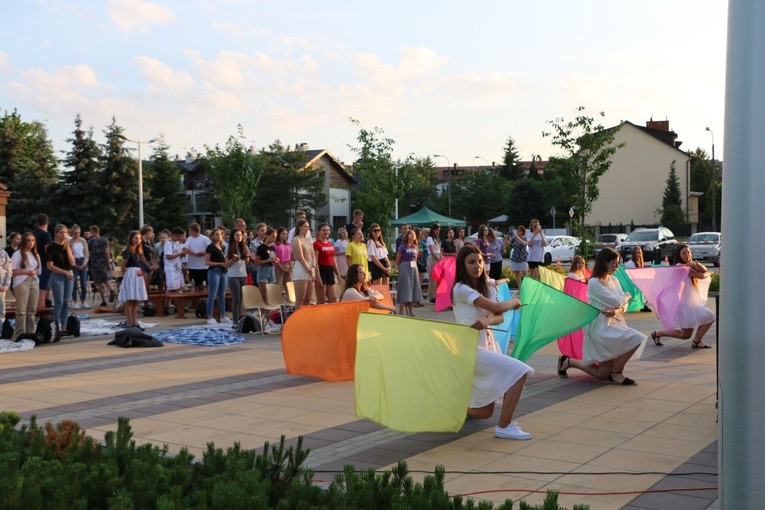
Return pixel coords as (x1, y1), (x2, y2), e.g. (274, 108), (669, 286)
(688, 232), (721, 266)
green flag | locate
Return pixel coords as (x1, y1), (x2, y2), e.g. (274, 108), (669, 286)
(614, 266), (646, 312)
(511, 277), (600, 362)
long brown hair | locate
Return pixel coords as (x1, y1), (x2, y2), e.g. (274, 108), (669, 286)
(368, 223), (385, 248)
(672, 243), (698, 287)
(126, 231), (143, 254)
(343, 263), (369, 295)
(19, 232), (39, 269)
(590, 247), (619, 281)
(453, 245), (489, 298)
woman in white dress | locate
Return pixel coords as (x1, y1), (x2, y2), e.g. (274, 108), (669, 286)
(118, 230), (150, 328)
(451, 245), (534, 440)
(651, 244), (715, 348)
(557, 247), (645, 385)
(339, 264), (395, 312)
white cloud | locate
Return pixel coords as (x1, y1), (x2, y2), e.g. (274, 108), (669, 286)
(107, 0), (174, 33)
(0, 51), (8, 72)
(8, 64), (99, 109)
(133, 55), (195, 94)
(190, 50), (255, 91)
(210, 21), (241, 37)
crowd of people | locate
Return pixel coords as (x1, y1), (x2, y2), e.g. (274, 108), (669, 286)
(0, 210), (716, 441)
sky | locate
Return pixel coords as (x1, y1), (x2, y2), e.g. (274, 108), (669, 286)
(1, 0), (728, 167)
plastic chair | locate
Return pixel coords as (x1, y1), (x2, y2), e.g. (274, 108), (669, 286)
(241, 285), (281, 337)
(265, 283), (290, 320)
(284, 281), (297, 307)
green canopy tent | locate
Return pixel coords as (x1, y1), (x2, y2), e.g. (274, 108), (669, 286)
(391, 207), (465, 228)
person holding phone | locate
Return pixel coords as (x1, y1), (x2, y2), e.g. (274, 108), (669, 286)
(525, 219), (547, 280)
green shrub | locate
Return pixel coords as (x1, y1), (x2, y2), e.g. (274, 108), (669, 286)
(0, 414), (588, 509)
(709, 272), (720, 293)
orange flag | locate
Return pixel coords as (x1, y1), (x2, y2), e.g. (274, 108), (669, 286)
(368, 284), (395, 314)
(281, 300), (370, 381)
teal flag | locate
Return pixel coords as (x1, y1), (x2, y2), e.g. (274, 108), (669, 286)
(511, 277), (600, 362)
(614, 266), (646, 312)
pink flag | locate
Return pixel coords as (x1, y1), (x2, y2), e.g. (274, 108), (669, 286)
(626, 266), (690, 330)
(432, 256), (456, 312)
(557, 277), (589, 359)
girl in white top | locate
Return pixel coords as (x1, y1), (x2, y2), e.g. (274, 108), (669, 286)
(623, 246), (644, 269)
(340, 264), (395, 312)
(566, 255), (587, 282)
(334, 227), (349, 277)
(451, 245), (533, 440)
(525, 219), (547, 279)
(291, 219), (317, 309)
(425, 224), (443, 301)
(366, 223), (390, 286)
(70, 224), (90, 308)
(11, 232), (42, 339)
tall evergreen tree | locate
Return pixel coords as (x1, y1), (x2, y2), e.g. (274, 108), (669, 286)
(0, 110), (59, 232)
(500, 135), (525, 180)
(144, 137), (187, 230)
(99, 117), (137, 237)
(660, 160), (685, 225)
(56, 114), (103, 226)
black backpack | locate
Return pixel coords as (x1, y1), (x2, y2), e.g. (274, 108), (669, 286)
(65, 315), (81, 337)
(235, 314), (260, 334)
(195, 300), (207, 318)
(142, 302), (157, 317)
(36, 317), (61, 344)
(1, 320), (13, 340)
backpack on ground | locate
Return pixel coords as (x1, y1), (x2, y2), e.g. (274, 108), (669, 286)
(235, 314), (260, 334)
(35, 317), (61, 344)
(195, 300), (207, 318)
(1, 320), (14, 340)
(142, 301), (157, 317)
(65, 314), (81, 337)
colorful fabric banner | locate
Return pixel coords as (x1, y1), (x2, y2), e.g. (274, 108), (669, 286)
(495, 282), (520, 355)
(432, 256), (457, 312)
(614, 266), (646, 312)
(281, 300), (370, 381)
(355, 313), (478, 433)
(368, 284), (395, 314)
(511, 277), (600, 362)
(538, 266), (566, 291)
(625, 266), (690, 330)
(556, 277), (589, 360)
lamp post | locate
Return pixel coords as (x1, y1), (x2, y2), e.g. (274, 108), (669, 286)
(433, 154), (451, 216)
(706, 127), (716, 231)
(474, 156), (491, 169)
(120, 135), (158, 228)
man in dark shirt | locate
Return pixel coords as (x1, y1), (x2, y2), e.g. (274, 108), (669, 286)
(395, 224), (411, 250)
(33, 213), (52, 309)
(88, 225), (115, 306)
(344, 209), (364, 238)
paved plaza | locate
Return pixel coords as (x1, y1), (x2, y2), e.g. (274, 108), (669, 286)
(0, 304), (718, 509)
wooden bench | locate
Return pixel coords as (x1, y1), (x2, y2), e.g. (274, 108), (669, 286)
(5, 306), (55, 320)
(151, 290), (231, 319)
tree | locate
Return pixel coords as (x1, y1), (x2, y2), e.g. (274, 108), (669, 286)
(543, 107), (624, 245)
(55, 114), (103, 227)
(253, 141), (327, 227)
(688, 148), (713, 224)
(397, 155), (439, 214)
(0, 110), (60, 232)
(98, 117), (137, 237)
(447, 169), (512, 224)
(659, 160), (685, 225)
(500, 136), (525, 180)
(506, 178), (547, 226)
(205, 125), (264, 227)
(348, 121), (398, 234)
(144, 137), (187, 230)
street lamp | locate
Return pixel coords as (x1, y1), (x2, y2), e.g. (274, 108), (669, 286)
(705, 127), (716, 231)
(119, 135), (158, 228)
(433, 154), (451, 216)
(474, 156), (490, 167)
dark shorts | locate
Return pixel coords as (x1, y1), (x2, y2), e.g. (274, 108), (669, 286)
(319, 265), (336, 285)
(90, 264), (110, 285)
(528, 261), (542, 269)
(369, 258), (390, 281)
(188, 268), (207, 288)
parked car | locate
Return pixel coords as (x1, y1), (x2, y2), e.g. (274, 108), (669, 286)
(616, 227), (678, 263)
(688, 232), (721, 267)
(543, 235), (580, 265)
(592, 233), (628, 257)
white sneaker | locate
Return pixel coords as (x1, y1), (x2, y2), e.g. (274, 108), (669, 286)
(220, 316), (233, 324)
(73, 303), (81, 310)
(494, 422), (532, 440)
(81, 302), (90, 309)
(206, 318), (218, 325)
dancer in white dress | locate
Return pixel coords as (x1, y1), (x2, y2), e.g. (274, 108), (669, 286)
(451, 245), (534, 440)
(557, 248), (645, 385)
(651, 244), (715, 348)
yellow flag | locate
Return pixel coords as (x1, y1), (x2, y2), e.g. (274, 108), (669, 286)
(355, 313), (478, 433)
(538, 266), (565, 291)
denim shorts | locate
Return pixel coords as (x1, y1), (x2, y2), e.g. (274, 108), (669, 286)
(257, 264), (275, 283)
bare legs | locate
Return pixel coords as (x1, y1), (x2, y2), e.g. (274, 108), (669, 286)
(653, 322), (715, 348)
(293, 280), (314, 309)
(467, 373), (527, 427)
(562, 344), (640, 383)
(124, 300), (139, 327)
